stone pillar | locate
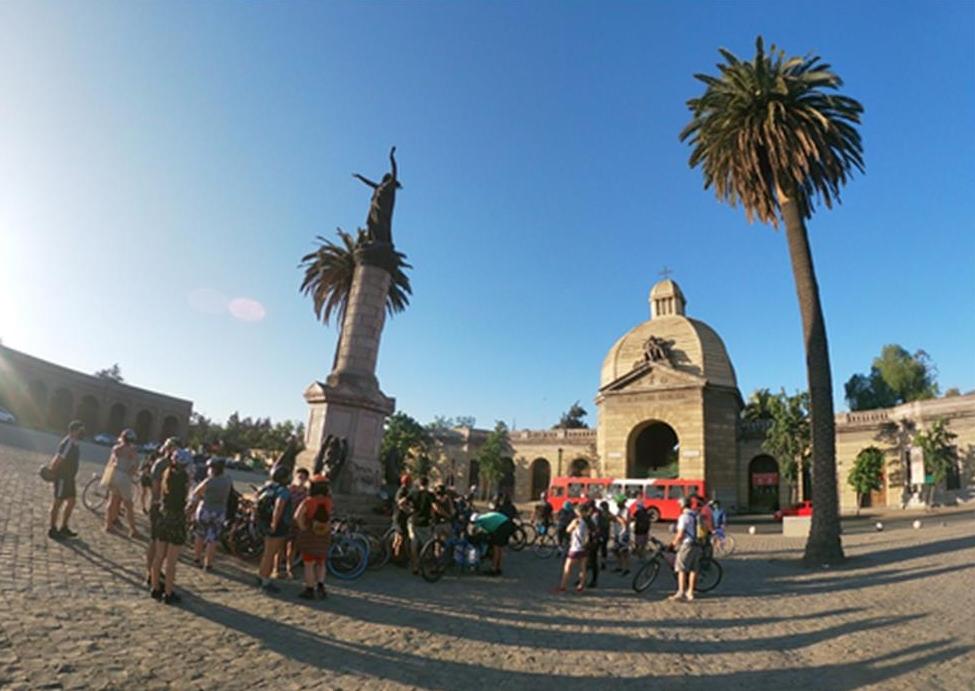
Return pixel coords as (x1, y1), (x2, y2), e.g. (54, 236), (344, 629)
(298, 243), (397, 495)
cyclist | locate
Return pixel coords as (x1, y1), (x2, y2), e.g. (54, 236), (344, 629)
(293, 474), (332, 599)
(558, 502), (590, 593)
(669, 496), (702, 602)
(256, 464), (293, 593)
(631, 503), (652, 558)
(432, 483), (455, 539)
(555, 501), (576, 553)
(470, 510), (515, 576)
(533, 491), (553, 534)
(408, 476), (435, 575)
(189, 457), (233, 572)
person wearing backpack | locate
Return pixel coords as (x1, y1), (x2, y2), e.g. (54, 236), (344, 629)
(631, 503), (652, 558)
(293, 474), (333, 599)
(150, 449), (192, 605)
(256, 464), (293, 593)
(669, 496), (702, 602)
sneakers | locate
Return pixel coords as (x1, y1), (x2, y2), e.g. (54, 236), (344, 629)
(316, 583), (328, 599)
(48, 527), (61, 540)
(150, 588), (163, 601)
(58, 527), (78, 539)
(299, 587), (315, 600)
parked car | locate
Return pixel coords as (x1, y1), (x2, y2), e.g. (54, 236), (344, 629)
(774, 500), (813, 521)
(93, 433), (116, 446)
(0, 407), (16, 425)
(139, 442), (159, 454)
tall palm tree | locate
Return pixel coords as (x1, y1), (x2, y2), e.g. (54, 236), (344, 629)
(299, 228), (412, 368)
(680, 37), (864, 565)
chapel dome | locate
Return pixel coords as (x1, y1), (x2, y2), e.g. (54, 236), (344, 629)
(600, 279), (738, 389)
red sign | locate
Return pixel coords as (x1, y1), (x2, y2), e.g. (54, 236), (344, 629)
(752, 472), (779, 486)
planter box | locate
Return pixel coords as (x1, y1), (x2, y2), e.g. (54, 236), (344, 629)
(782, 515), (811, 538)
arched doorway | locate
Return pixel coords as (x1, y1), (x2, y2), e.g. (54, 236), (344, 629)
(135, 409), (153, 443)
(628, 421), (679, 478)
(499, 457), (515, 497)
(530, 458), (551, 499)
(47, 388), (74, 432)
(160, 415), (180, 441)
(468, 459), (480, 491)
(77, 395), (100, 435)
(28, 380), (48, 427)
(107, 403), (127, 436)
(569, 458), (591, 477)
(749, 455), (780, 512)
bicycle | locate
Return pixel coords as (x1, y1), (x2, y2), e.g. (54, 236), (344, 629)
(325, 516), (370, 580)
(82, 473), (110, 513)
(710, 528), (736, 558)
(419, 527), (489, 583)
(532, 522), (558, 559)
(632, 536), (722, 594)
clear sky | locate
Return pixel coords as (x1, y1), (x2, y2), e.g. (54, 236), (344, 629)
(1, 1), (972, 430)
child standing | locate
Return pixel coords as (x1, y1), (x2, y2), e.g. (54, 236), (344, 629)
(293, 474), (332, 599)
(558, 503), (590, 593)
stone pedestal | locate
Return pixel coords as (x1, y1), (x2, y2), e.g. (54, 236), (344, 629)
(297, 243), (398, 495)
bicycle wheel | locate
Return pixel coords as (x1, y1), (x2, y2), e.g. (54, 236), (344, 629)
(82, 476), (109, 513)
(711, 534), (736, 558)
(521, 523), (537, 546)
(366, 531), (390, 569)
(632, 558), (661, 593)
(696, 558), (723, 593)
(328, 536), (368, 580)
(533, 533), (557, 559)
(509, 525), (527, 552)
(235, 523), (265, 560)
(419, 538), (448, 583)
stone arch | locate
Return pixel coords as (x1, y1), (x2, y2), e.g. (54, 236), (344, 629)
(160, 415), (180, 441)
(28, 380), (48, 427)
(749, 454), (780, 513)
(627, 420), (679, 478)
(530, 457), (552, 499)
(77, 395), (100, 436)
(499, 457), (515, 497)
(47, 387), (74, 432)
(568, 458), (591, 477)
(107, 403), (127, 436)
(134, 409), (154, 443)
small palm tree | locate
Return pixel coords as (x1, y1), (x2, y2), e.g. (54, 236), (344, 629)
(680, 37), (864, 565)
(299, 228), (412, 367)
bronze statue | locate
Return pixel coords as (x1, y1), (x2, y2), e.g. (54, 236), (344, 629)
(353, 146), (401, 245)
(313, 433), (349, 482)
(642, 335), (671, 365)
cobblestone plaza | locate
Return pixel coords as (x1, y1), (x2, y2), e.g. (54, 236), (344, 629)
(1, 440), (972, 690)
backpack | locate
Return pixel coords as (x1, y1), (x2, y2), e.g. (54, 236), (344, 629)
(694, 511), (709, 542)
(634, 507), (651, 534)
(310, 503), (330, 536)
(256, 484), (277, 525)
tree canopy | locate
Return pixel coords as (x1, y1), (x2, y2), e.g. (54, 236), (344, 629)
(94, 364), (124, 383)
(845, 345), (939, 411)
(553, 401), (588, 429)
(477, 421), (511, 489)
(380, 411), (430, 482)
(755, 389), (811, 497)
(187, 411), (304, 458)
(847, 447), (885, 511)
(913, 418), (958, 486)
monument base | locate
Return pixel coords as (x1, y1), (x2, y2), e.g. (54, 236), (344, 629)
(297, 380), (394, 496)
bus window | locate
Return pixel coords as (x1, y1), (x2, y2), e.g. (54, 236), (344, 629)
(667, 485), (685, 501)
(688, 485), (702, 497)
(645, 484), (665, 500)
(608, 483), (623, 497)
(625, 484), (643, 499)
(550, 486), (564, 498)
(589, 484), (605, 499)
(568, 483), (584, 498)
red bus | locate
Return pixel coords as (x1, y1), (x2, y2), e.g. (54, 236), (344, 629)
(547, 476), (707, 522)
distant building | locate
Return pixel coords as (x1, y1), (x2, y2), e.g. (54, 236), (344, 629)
(0, 344), (192, 443)
(425, 280), (974, 513)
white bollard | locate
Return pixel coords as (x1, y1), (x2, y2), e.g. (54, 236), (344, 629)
(913, 519), (922, 530)
(748, 525), (757, 535)
(875, 522), (884, 531)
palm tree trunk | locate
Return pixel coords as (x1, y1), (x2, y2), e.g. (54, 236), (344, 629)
(778, 187), (845, 565)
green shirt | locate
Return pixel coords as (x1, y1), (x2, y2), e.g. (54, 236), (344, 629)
(474, 511), (510, 534)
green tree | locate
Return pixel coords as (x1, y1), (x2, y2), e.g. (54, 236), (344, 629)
(913, 418), (958, 504)
(845, 345), (938, 410)
(477, 421), (511, 491)
(681, 37), (863, 565)
(299, 229), (412, 368)
(553, 401), (589, 429)
(847, 447), (885, 514)
(743, 388), (777, 421)
(760, 390), (811, 504)
(380, 411), (430, 484)
(95, 364), (124, 383)
(427, 415), (477, 433)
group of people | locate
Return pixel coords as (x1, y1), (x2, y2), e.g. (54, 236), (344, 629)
(44, 421), (337, 605)
(390, 474), (517, 576)
(536, 490), (723, 600)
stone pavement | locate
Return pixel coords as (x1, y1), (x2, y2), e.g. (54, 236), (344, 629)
(1, 443), (973, 690)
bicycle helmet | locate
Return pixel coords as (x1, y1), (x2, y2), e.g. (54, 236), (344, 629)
(271, 464), (291, 485)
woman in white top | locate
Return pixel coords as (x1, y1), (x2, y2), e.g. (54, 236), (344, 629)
(558, 503), (590, 593)
(104, 429), (141, 537)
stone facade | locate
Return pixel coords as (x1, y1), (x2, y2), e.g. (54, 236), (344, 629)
(0, 344), (192, 442)
(419, 279), (975, 515)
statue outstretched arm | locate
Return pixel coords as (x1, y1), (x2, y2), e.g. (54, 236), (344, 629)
(389, 146), (397, 180)
(352, 173), (378, 188)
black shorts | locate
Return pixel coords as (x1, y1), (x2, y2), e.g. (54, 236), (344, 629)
(489, 521), (517, 547)
(140, 474), (153, 489)
(149, 505), (164, 541)
(53, 476), (77, 500)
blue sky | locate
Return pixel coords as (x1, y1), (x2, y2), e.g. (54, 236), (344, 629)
(1, 1), (972, 430)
